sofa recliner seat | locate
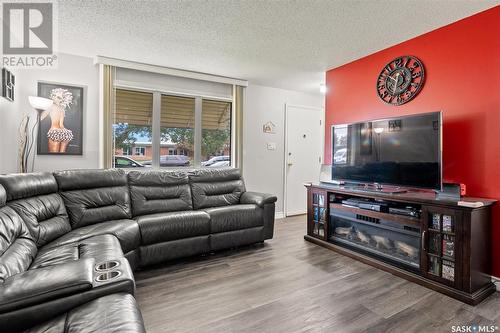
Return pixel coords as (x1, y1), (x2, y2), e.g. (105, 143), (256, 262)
(31, 234), (123, 270)
(205, 204), (264, 233)
(137, 211), (211, 244)
(40, 219), (140, 255)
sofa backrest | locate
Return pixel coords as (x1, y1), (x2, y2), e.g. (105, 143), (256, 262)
(188, 168), (246, 209)
(128, 170), (193, 216)
(0, 185), (37, 283)
(54, 169), (132, 229)
(0, 173), (71, 247)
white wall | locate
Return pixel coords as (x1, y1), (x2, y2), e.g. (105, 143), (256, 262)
(243, 84), (324, 217)
(0, 54), (99, 173)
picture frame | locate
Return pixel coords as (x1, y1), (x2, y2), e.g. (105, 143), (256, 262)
(1, 68), (15, 101)
(37, 82), (84, 155)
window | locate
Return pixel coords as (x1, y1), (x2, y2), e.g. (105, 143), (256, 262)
(135, 147), (146, 156)
(112, 89), (232, 168)
(201, 99), (231, 168)
(161, 95), (195, 167)
(122, 147), (131, 156)
(113, 89), (153, 167)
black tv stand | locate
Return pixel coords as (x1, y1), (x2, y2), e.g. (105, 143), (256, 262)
(305, 183), (497, 305)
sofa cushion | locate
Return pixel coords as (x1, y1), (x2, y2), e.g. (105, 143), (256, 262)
(189, 168), (246, 209)
(0, 184), (6, 207)
(21, 293), (146, 333)
(54, 169), (132, 228)
(0, 197), (37, 283)
(0, 172), (58, 202)
(128, 170), (193, 216)
(54, 169), (128, 191)
(204, 204), (263, 233)
(9, 194), (71, 248)
(41, 219), (140, 254)
(0, 173), (71, 247)
(137, 211), (210, 245)
(31, 235), (124, 270)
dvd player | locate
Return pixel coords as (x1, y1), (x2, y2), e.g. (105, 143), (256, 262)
(341, 198), (388, 212)
(388, 207), (420, 218)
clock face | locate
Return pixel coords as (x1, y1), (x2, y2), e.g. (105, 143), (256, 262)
(376, 56), (425, 106)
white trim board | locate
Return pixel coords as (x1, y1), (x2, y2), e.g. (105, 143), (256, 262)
(94, 56), (248, 87)
(275, 212), (285, 220)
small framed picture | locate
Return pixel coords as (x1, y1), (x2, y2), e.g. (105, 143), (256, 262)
(1, 68), (15, 101)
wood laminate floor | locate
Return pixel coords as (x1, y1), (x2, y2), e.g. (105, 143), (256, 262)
(135, 215), (500, 333)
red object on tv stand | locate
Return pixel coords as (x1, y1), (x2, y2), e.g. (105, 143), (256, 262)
(443, 180), (467, 197)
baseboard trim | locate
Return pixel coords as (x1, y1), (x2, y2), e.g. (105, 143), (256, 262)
(285, 210), (306, 217)
(492, 276), (500, 291)
(275, 212), (285, 219)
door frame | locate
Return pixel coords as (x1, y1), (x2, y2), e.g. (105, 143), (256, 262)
(283, 103), (325, 217)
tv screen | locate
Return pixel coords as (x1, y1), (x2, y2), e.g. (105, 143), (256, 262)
(332, 112), (442, 190)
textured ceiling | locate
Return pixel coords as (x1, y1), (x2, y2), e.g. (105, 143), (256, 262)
(57, 0), (499, 94)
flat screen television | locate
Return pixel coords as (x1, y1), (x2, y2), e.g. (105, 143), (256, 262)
(331, 111), (442, 190)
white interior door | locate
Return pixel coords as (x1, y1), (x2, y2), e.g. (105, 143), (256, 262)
(285, 105), (323, 216)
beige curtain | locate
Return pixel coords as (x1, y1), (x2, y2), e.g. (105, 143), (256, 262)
(234, 85), (244, 171)
(102, 65), (115, 169)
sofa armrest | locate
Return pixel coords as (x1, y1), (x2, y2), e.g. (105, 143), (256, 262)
(240, 191), (277, 207)
(0, 259), (94, 313)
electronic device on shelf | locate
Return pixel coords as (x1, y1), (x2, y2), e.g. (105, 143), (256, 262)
(341, 198), (389, 212)
(388, 206), (421, 219)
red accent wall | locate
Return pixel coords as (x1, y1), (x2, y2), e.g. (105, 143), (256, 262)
(324, 6), (500, 277)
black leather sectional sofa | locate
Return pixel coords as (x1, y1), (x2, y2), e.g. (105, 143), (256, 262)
(0, 168), (276, 332)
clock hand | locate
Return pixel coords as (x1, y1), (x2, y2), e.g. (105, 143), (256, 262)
(392, 73), (399, 94)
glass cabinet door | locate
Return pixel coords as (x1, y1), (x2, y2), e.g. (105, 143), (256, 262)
(309, 190), (327, 240)
(422, 207), (461, 287)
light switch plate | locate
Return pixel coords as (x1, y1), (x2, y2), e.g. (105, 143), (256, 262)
(267, 142), (276, 150)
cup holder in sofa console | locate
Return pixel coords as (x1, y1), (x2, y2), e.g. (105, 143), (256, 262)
(95, 260), (120, 272)
(95, 270), (122, 282)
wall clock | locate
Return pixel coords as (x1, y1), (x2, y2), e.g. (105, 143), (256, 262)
(376, 55), (425, 106)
